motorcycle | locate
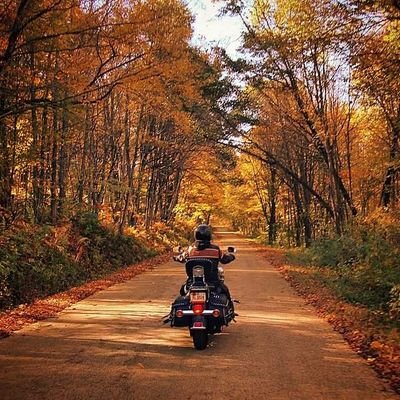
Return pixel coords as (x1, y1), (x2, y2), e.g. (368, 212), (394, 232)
(164, 247), (238, 350)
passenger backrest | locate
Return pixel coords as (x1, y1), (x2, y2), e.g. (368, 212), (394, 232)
(185, 258), (219, 283)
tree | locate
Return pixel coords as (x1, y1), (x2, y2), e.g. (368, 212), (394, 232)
(350, 5), (400, 207)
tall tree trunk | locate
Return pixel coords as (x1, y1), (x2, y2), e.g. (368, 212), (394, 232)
(58, 102), (68, 216)
(30, 46), (42, 223)
(77, 105), (90, 204)
(50, 108), (58, 224)
(292, 182), (304, 247)
(38, 105), (48, 221)
(0, 96), (12, 210)
(145, 169), (156, 230)
(268, 166), (277, 245)
(119, 98), (132, 234)
(381, 120), (399, 207)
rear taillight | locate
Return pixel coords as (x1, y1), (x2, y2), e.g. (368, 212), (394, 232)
(192, 304), (204, 315)
(176, 310), (184, 318)
(212, 309), (221, 318)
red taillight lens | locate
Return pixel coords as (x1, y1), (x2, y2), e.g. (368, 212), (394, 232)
(212, 309), (220, 318)
(192, 304), (204, 315)
(176, 310), (184, 318)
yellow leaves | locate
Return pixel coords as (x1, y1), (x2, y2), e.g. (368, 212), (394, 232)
(251, 0), (344, 55)
(221, 155), (265, 220)
(175, 149), (227, 222)
(383, 18), (400, 44)
(370, 337), (400, 364)
(128, 0), (193, 47)
(251, 0), (271, 25)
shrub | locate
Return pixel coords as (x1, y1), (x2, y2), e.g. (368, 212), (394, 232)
(308, 236), (359, 268)
(71, 212), (157, 276)
(305, 213), (400, 312)
(0, 226), (87, 308)
(0, 213), (192, 311)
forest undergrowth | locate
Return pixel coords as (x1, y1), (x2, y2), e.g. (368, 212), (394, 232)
(0, 212), (192, 312)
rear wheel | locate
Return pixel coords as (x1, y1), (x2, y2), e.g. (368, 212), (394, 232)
(192, 330), (208, 350)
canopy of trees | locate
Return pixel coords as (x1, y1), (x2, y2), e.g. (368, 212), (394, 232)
(0, 0), (236, 232)
(216, 0), (400, 246)
(0, 0), (399, 248)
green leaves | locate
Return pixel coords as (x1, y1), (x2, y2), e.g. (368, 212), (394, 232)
(303, 216), (400, 311)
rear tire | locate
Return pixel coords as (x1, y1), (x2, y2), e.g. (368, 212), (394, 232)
(192, 330), (208, 350)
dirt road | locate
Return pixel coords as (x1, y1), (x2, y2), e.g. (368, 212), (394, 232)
(0, 230), (396, 399)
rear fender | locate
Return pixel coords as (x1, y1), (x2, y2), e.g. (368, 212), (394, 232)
(190, 315), (207, 330)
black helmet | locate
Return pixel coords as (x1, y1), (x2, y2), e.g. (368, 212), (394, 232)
(194, 224), (212, 241)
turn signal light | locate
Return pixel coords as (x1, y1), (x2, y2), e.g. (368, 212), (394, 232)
(176, 310), (184, 318)
(212, 309), (221, 318)
(192, 304), (204, 315)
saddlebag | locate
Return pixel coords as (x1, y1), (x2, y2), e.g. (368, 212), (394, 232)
(170, 295), (191, 327)
(209, 292), (230, 325)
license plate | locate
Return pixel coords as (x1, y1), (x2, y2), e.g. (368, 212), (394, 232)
(190, 292), (206, 303)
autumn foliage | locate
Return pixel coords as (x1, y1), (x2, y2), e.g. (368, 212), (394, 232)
(0, 0), (228, 230)
(218, 0), (399, 246)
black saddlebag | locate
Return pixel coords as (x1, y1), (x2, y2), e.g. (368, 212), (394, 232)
(208, 292), (230, 325)
(170, 295), (191, 327)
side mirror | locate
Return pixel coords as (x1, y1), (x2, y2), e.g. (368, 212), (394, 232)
(173, 246), (182, 254)
(173, 246), (185, 262)
(227, 246), (236, 253)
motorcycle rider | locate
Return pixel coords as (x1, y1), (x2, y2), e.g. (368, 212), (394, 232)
(175, 224), (235, 308)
